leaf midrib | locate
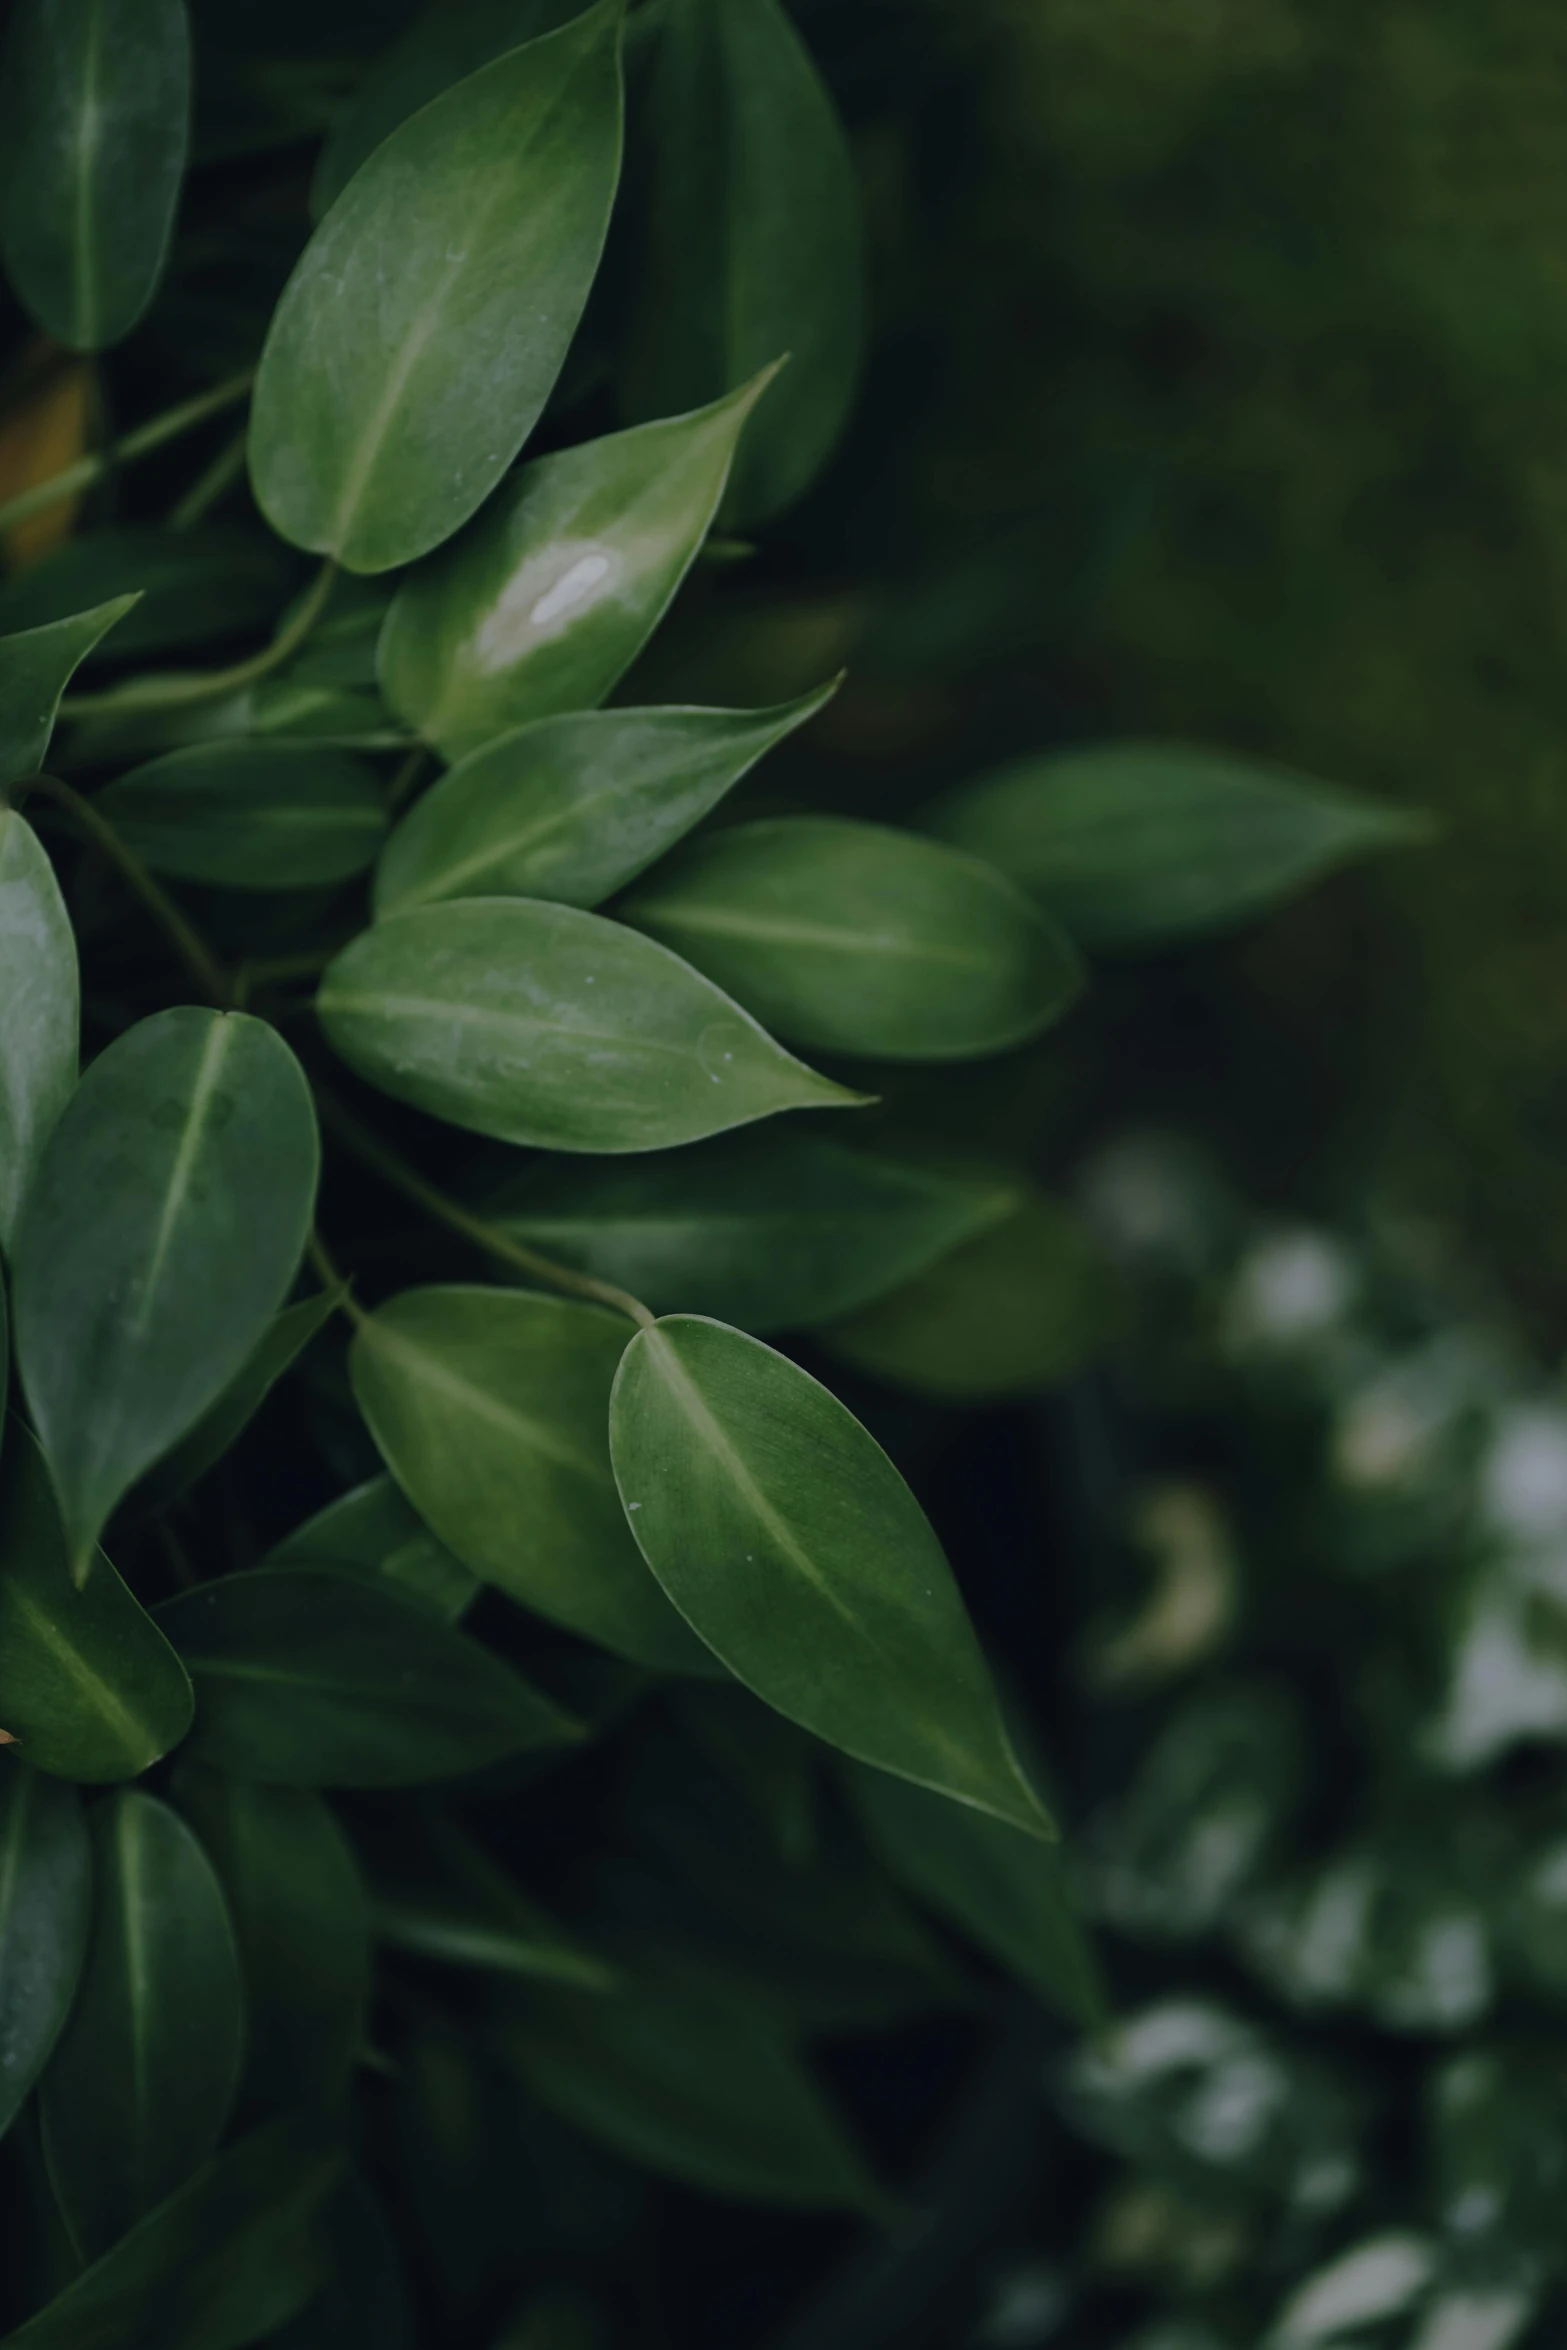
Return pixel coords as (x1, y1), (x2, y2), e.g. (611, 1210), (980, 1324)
(634, 902), (999, 971)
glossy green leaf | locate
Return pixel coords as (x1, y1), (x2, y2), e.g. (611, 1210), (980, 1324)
(487, 1129), (1012, 1332)
(317, 897), (861, 1152)
(41, 1791), (242, 2259)
(822, 1191), (1121, 1400)
(96, 743), (388, 891)
(0, 531), (292, 665)
(0, 1426), (193, 1783)
(248, 0), (625, 574)
(609, 1315), (1053, 1835)
(923, 742), (1426, 951)
(0, 2112), (341, 2350)
(0, 1762), (90, 2142)
(378, 374), (776, 759)
(157, 1568), (580, 1785)
(169, 1767), (369, 2112)
(0, 0), (191, 351)
(501, 1979), (881, 2209)
(131, 1289), (339, 1515)
(11, 1007), (319, 1573)
(264, 1475), (478, 1623)
(0, 597), (139, 784)
(351, 1285), (711, 1671)
(0, 812), (77, 1256)
(622, 817), (1082, 1061)
(374, 687), (837, 920)
(362, 1802), (614, 1989)
(623, 0), (865, 524)
(266, 2174), (413, 2350)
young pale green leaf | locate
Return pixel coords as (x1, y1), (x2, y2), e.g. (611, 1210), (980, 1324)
(0, 1426), (193, 1782)
(157, 1568), (581, 1786)
(169, 1767), (369, 2112)
(316, 897), (861, 1153)
(0, 597), (139, 783)
(264, 1475), (478, 1624)
(0, 1762), (90, 2142)
(621, 817), (1082, 1061)
(95, 743), (388, 891)
(374, 688), (838, 920)
(350, 1286), (712, 1671)
(11, 1008), (319, 1573)
(608, 1316), (1054, 1836)
(0, 0), (190, 351)
(248, 0), (625, 574)
(501, 1979), (881, 2209)
(41, 1791), (243, 2260)
(362, 1802), (615, 1989)
(487, 1129), (1013, 1332)
(0, 2113), (341, 2350)
(130, 1289), (339, 1516)
(0, 811), (77, 1255)
(378, 374), (776, 759)
(922, 742), (1426, 950)
(624, 0), (864, 525)
(0, 530), (292, 664)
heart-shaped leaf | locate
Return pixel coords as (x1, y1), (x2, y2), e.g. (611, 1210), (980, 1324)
(350, 1285), (709, 1671)
(96, 743), (388, 890)
(0, 0), (191, 351)
(0, 597), (139, 783)
(128, 1288), (339, 1516)
(0, 810), (77, 1254)
(11, 1007), (319, 1574)
(317, 897), (861, 1152)
(0, 1761), (90, 2141)
(378, 374), (775, 759)
(263, 1475), (478, 1624)
(248, 0), (625, 574)
(609, 1315), (1053, 1836)
(374, 687), (837, 919)
(40, 1790), (243, 2260)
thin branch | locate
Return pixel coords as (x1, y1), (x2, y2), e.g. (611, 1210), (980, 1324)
(0, 371), (255, 534)
(21, 773), (231, 1004)
(168, 427), (249, 530)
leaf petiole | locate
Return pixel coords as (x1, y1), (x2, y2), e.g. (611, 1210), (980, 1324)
(0, 370), (255, 535)
(19, 773), (232, 1006)
(60, 559), (339, 722)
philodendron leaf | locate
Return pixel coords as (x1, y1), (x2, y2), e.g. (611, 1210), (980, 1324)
(248, 0), (625, 574)
(0, 2113), (341, 2350)
(378, 374), (777, 759)
(157, 1569), (581, 1786)
(41, 1791), (243, 2260)
(0, 0), (191, 351)
(0, 530), (292, 663)
(608, 1316), (1054, 1836)
(350, 1286), (712, 1672)
(362, 1802), (615, 1989)
(374, 688), (838, 919)
(96, 743), (389, 890)
(0, 811), (77, 1254)
(0, 597), (139, 782)
(0, 1426), (193, 1782)
(486, 1129), (1014, 1332)
(316, 898), (861, 1152)
(264, 1475), (479, 1624)
(0, 1761), (91, 2142)
(169, 1767), (369, 2113)
(922, 742), (1426, 950)
(11, 1008), (319, 1574)
(624, 0), (865, 525)
(622, 816), (1082, 1061)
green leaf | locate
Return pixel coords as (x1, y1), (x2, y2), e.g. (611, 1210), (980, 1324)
(361, 1801), (615, 1989)
(822, 1190), (1121, 1400)
(923, 742), (1426, 951)
(622, 818), (1082, 1061)
(10, 1007), (319, 1573)
(500, 1979), (881, 2210)
(350, 1285), (712, 1671)
(0, 1425), (193, 1783)
(623, 0), (865, 524)
(264, 1475), (478, 1624)
(0, 531), (293, 665)
(608, 1316), (1054, 1836)
(131, 1289), (339, 1516)
(378, 374), (776, 759)
(0, 2113), (341, 2350)
(95, 744), (388, 891)
(40, 1790), (243, 2260)
(157, 1568), (581, 1785)
(486, 1129), (1013, 1332)
(248, 0), (626, 574)
(317, 897), (861, 1152)
(0, 598), (139, 784)
(0, 812), (77, 1256)
(0, 1761), (90, 2142)
(374, 687), (838, 920)
(265, 2175), (413, 2350)
(0, 0), (191, 351)
(168, 1767), (369, 2112)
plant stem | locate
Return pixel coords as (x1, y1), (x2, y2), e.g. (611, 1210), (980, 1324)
(168, 427), (249, 530)
(61, 558), (339, 720)
(307, 1229), (368, 1327)
(387, 745), (428, 809)
(22, 773), (232, 1004)
(316, 1089), (657, 1329)
(0, 371), (255, 535)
